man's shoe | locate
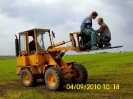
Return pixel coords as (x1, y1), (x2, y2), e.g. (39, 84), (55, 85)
(91, 45), (99, 50)
(104, 43), (111, 48)
(86, 49), (91, 52)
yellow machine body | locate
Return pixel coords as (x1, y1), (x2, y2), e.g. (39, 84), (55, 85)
(16, 28), (81, 80)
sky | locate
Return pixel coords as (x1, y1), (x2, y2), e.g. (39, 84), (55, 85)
(0, 0), (133, 55)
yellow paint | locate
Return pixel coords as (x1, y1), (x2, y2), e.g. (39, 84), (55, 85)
(17, 56), (28, 66)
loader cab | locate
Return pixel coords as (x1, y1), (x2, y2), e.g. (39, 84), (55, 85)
(15, 29), (53, 67)
(17, 29), (52, 56)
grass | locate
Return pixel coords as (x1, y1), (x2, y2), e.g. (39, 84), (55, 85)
(0, 52), (133, 99)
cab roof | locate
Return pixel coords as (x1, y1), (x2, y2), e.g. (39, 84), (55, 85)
(18, 28), (50, 34)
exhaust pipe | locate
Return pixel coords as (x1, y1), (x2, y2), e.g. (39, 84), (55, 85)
(15, 34), (19, 57)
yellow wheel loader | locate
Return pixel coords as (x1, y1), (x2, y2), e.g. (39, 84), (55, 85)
(15, 28), (122, 91)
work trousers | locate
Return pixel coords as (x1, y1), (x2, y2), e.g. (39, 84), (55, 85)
(81, 28), (97, 47)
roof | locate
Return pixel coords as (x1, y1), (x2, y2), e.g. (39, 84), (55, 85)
(18, 28), (50, 34)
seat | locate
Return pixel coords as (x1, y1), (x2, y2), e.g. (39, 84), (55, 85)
(78, 32), (90, 47)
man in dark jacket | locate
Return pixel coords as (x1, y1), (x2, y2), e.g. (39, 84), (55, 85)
(29, 35), (42, 53)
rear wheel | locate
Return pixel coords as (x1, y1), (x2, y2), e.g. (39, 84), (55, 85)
(20, 69), (37, 87)
(72, 64), (88, 84)
(45, 67), (64, 91)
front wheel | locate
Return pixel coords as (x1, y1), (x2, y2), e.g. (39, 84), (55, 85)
(20, 69), (37, 87)
(72, 64), (88, 84)
(45, 67), (64, 91)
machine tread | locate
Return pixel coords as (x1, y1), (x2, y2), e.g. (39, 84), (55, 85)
(72, 64), (88, 84)
(20, 69), (37, 87)
(45, 67), (64, 91)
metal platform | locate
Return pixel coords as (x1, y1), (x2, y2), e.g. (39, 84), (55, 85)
(86, 46), (123, 52)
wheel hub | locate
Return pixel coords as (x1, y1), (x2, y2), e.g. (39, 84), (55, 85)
(23, 73), (30, 84)
(48, 73), (56, 86)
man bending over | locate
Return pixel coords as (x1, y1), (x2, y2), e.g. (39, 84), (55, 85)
(96, 18), (111, 48)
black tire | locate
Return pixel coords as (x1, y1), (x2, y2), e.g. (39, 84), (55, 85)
(20, 69), (37, 87)
(45, 67), (64, 91)
(72, 64), (88, 84)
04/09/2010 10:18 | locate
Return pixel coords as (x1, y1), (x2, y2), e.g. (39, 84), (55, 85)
(66, 84), (120, 90)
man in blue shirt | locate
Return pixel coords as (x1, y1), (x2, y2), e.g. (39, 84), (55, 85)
(81, 11), (98, 50)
